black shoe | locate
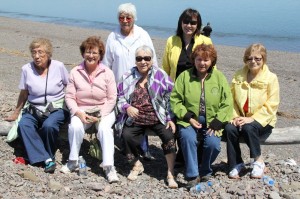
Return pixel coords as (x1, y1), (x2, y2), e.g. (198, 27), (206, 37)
(200, 175), (212, 182)
(174, 161), (185, 169)
(143, 151), (155, 161)
(44, 161), (56, 173)
(174, 151), (185, 168)
(186, 176), (200, 189)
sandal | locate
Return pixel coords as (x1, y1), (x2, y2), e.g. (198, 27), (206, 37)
(167, 175), (178, 189)
(127, 164), (144, 181)
(251, 161), (266, 179)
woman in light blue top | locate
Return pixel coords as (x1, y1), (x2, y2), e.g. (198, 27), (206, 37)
(5, 38), (70, 173)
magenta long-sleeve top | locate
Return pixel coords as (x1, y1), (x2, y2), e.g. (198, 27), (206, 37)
(65, 62), (117, 117)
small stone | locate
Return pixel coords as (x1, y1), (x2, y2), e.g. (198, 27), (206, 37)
(269, 191), (281, 199)
(63, 186), (71, 192)
(104, 185), (111, 193)
(18, 171), (39, 182)
(48, 179), (63, 191)
(87, 182), (103, 191)
(290, 181), (300, 191)
(237, 189), (246, 196)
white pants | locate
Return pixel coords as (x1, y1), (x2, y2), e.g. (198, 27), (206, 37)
(68, 111), (116, 167)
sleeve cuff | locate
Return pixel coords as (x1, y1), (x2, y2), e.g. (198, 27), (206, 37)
(183, 112), (195, 123)
(209, 118), (224, 130)
(122, 104), (131, 112)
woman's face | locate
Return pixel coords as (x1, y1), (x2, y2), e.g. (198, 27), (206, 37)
(246, 51), (264, 73)
(31, 46), (49, 68)
(119, 12), (134, 35)
(194, 55), (212, 75)
(84, 46), (100, 67)
(181, 16), (198, 36)
(135, 50), (153, 75)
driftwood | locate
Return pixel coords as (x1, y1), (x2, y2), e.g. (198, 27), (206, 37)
(1, 120), (300, 145)
(261, 126), (300, 145)
(145, 126), (300, 145)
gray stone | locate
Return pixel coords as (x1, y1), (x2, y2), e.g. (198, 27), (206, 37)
(290, 181), (300, 191)
(0, 121), (13, 136)
(237, 189), (246, 196)
(269, 191), (281, 199)
(48, 179), (63, 191)
(87, 182), (103, 191)
(18, 171), (39, 182)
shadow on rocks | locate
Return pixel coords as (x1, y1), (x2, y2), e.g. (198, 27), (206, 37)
(7, 137), (26, 158)
(113, 135), (172, 182)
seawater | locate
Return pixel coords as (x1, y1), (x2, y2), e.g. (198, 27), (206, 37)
(0, 0), (299, 52)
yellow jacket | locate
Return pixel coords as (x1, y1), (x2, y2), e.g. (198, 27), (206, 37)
(162, 34), (212, 81)
(231, 64), (280, 127)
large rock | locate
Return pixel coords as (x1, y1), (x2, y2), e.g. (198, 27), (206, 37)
(0, 121), (13, 136)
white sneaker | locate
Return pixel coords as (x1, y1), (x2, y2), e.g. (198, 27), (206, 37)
(228, 163), (245, 179)
(104, 166), (119, 183)
(60, 161), (78, 174)
(251, 161), (265, 179)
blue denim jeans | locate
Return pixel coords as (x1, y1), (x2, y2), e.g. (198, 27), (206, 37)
(18, 109), (69, 164)
(178, 116), (221, 178)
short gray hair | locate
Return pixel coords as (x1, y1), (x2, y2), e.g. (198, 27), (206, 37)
(29, 38), (53, 58)
(135, 45), (153, 57)
(118, 3), (137, 20)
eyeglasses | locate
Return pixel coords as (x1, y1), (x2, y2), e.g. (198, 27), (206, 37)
(119, 16), (133, 23)
(182, 19), (197, 26)
(85, 51), (99, 56)
(136, 56), (152, 62)
(247, 57), (262, 62)
(31, 50), (46, 56)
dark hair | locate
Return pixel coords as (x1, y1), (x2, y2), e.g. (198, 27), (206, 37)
(80, 36), (105, 61)
(191, 44), (217, 67)
(176, 8), (202, 37)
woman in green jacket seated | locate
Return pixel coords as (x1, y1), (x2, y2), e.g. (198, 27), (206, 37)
(170, 44), (232, 188)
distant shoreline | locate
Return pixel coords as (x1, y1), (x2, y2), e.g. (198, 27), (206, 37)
(0, 16), (300, 128)
(0, 12), (299, 53)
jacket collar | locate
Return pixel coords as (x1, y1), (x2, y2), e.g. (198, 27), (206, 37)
(77, 61), (106, 75)
(131, 65), (154, 79)
(241, 64), (269, 79)
(191, 65), (214, 79)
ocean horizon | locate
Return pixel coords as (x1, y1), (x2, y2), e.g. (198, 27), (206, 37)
(1, 0), (300, 52)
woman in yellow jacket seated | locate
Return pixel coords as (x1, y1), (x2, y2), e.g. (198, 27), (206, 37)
(224, 43), (280, 179)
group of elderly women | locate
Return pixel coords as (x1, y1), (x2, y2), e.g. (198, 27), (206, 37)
(6, 3), (279, 190)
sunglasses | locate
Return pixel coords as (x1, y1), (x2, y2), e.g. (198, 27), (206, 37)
(247, 57), (263, 62)
(182, 19), (197, 26)
(119, 16), (133, 23)
(136, 56), (152, 62)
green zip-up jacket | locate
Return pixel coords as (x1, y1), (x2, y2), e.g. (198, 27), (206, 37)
(170, 67), (233, 136)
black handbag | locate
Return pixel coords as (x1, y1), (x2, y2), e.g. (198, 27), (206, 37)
(26, 65), (57, 120)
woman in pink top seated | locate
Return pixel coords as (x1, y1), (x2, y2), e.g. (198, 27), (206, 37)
(61, 36), (119, 183)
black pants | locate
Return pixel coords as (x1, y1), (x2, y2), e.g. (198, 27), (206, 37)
(122, 123), (176, 164)
(224, 120), (272, 170)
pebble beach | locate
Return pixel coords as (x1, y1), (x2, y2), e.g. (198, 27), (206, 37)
(0, 16), (300, 198)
